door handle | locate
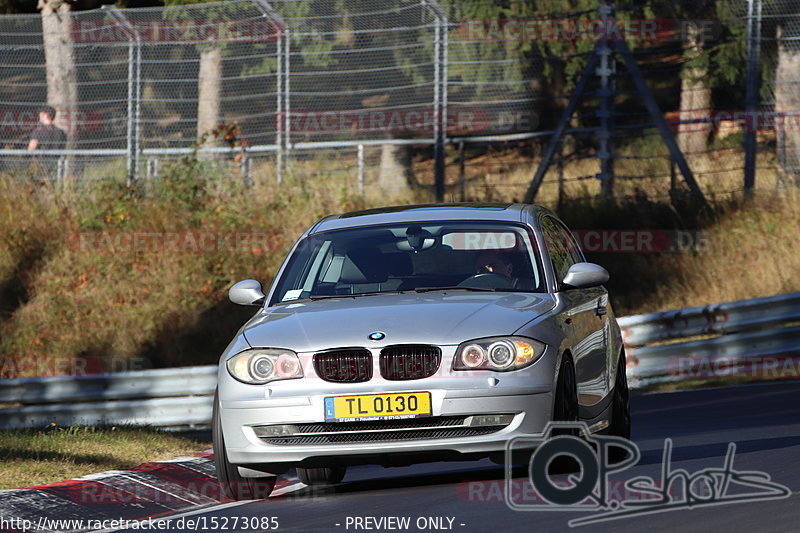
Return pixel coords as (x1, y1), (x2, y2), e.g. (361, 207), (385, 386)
(595, 306), (607, 317)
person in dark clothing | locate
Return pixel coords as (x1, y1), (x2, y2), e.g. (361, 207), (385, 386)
(27, 105), (67, 182)
(27, 105), (66, 151)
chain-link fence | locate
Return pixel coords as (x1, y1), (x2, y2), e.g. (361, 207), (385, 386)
(0, 0), (797, 203)
(753, 0), (800, 188)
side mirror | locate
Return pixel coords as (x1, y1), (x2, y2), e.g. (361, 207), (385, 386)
(561, 263), (609, 290)
(229, 279), (266, 306)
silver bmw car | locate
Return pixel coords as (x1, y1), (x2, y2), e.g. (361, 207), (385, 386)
(213, 203), (630, 499)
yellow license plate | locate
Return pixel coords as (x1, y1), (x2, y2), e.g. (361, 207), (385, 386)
(324, 392), (431, 422)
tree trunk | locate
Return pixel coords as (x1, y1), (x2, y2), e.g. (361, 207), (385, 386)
(38, 0), (77, 151)
(378, 143), (414, 193)
(678, 20), (711, 157)
(776, 24), (800, 186)
(197, 46), (222, 153)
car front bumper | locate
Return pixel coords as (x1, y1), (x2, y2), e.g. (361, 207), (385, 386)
(220, 386), (555, 466)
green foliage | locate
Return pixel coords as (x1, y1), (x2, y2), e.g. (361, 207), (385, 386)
(442, 1), (534, 95)
(161, 0), (260, 54)
(155, 123), (248, 215)
(277, 0), (338, 67)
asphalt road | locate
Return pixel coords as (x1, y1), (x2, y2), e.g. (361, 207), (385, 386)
(110, 381), (800, 533)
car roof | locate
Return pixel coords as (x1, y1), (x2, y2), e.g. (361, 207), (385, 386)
(308, 203), (551, 234)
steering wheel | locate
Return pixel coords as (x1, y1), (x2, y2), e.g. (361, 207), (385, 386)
(458, 272), (515, 289)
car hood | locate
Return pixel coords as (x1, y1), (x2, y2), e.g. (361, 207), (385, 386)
(242, 292), (554, 352)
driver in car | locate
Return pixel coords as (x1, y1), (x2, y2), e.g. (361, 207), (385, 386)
(476, 252), (514, 278)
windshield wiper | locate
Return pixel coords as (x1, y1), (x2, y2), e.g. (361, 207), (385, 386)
(412, 286), (500, 293)
(308, 291), (391, 300)
(304, 287), (501, 300)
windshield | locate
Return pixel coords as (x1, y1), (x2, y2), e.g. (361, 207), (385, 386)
(270, 222), (544, 305)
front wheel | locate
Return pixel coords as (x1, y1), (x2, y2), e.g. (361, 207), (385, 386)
(548, 356), (580, 474)
(212, 389), (277, 500)
(609, 350), (631, 462)
(553, 355), (579, 425)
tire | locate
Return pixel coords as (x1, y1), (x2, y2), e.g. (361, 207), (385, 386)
(212, 389), (276, 500)
(609, 350), (632, 462)
(548, 356), (580, 474)
(553, 355), (579, 425)
(296, 466), (347, 486)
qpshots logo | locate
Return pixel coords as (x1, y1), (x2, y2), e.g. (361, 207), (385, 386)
(505, 422), (790, 526)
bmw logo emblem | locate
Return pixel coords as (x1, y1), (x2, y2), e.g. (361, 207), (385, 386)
(368, 331), (386, 341)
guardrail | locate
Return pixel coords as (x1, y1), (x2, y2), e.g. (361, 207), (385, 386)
(0, 366), (216, 430)
(619, 292), (800, 389)
(0, 292), (798, 429)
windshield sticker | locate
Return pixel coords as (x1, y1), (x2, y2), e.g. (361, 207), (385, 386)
(282, 289), (303, 301)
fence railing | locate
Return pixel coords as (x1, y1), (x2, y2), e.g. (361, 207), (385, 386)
(1, 292), (798, 430)
(0, 366), (217, 430)
(5, 0), (797, 203)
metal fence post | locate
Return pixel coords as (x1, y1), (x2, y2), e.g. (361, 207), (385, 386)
(432, 13), (443, 202)
(557, 140), (564, 207)
(103, 6), (141, 187)
(597, 1), (616, 199)
(458, 140), (465, 201)
(357, 144), (365, 194)
(423, 0), (447, 203)
(134, 30), (142, 185)
(276, 29), (283, 184)
(284, 25), (291, 178)
(440, 8), (449, 200)
(744, 0), (762, 194)
(251, 0), (285, 185)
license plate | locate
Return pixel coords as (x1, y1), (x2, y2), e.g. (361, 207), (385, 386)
(324, 392), (431, 422)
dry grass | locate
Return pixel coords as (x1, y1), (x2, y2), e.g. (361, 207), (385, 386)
(0, 426), (210, 490)
(640, 191), (800, 312)
(0, 164), (412, 375)
(436, 142), (783, 206)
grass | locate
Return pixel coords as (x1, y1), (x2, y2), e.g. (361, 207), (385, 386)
(0, 426), (211, 490)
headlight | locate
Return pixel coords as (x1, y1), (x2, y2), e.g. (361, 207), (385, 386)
(453, 336), (545, 372)
(226, 348), (303, 384)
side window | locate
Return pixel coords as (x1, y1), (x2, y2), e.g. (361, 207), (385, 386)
(540, 216), (583, 284)
(554, 218), (584, 265)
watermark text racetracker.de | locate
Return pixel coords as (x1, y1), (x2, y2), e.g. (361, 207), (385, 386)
(457, 19), (720, 43)
(503, 422), (790, 527)
(70, 230), (282, 255)
(668, 354), (800, 382)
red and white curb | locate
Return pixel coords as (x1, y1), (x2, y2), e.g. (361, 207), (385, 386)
(0, 452), (305, 533)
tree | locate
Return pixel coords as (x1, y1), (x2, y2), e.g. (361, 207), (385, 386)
(663, 2), (745, 160)
(677, 20), (712, 156)
(162, 0), (225, 148)
(38, 0), (77, 150)
(196, 45), (222, 148)
(775, 21), (800, 186)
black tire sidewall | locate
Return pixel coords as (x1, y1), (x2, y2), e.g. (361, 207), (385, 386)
(610, 351), (631, 440)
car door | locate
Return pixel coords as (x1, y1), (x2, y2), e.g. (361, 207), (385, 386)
(540, 215), (610, 418)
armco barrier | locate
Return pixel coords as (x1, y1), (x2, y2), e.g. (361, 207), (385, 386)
(619, 292), (800, 388)
(1, 292), (798, 428)
(0, 366), (217, 430)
